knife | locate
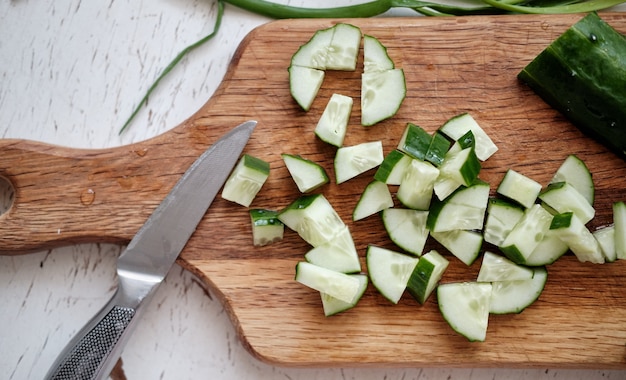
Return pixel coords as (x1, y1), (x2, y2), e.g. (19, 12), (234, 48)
(44, 120), (257, 380)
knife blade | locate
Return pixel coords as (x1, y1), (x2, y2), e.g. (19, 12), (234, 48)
(44, 120), (257, 380)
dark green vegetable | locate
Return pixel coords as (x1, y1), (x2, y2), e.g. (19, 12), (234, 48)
(518, 12), (626, 159)
(120, 1), (626, 133)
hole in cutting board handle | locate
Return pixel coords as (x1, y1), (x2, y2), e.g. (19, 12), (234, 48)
(0, 176), (15, 217)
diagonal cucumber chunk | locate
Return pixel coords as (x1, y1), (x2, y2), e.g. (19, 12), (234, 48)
(407, 250), (449, 304)
(353, 180), (394, 221)
(315, 93), (353, 147)
(320, 274), (368, 317)
(550, 154), (594, 205)
(334, 141), (384, 184)
(278, 194), (345, 247)
(477, 251), (533, 283)
(439, 113), (498, 161)
(382, 208), (430, 257)
(295, 261), (361, 303)
(304, 226), (361, 274)
(222, 154), (270, 207)
(550, 212), (604, 264)
(363, 34), (394, 73)
(282, 153), (329, 193)
(288, 65), (325, 111)
(438, 282), (492, 342)
(366, 245), (419, 304)
(361, 69), (406, 126)
(249, 209), (284, 246)
(489, 266), (547, 315)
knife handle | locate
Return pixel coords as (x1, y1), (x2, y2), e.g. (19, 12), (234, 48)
(44, 300), (137, 380)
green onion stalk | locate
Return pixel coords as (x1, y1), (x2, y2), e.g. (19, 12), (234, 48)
(119, 0), (624, 134)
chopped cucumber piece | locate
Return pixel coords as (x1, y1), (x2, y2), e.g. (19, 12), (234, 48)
(517, 13), (626, 159)
(282, 153), (329, 193)
(438, 282), (492, 342)
(334, 141), (384, 184)
(321, 274), (368, 316)
(524, 228), (569, 266)
(374, 149), (412, 185)
(434, 146), (481, 201)
(363, 34), (394, 73)
(550, 154), (594, 205)
(288, 65), (325, 111)
(315, 93), (353, 147)
(407, 250), (449, 304)
(290, 26), (335, 69)
(483, 198), (525, 246)
(489, 266), (547, 314)
(326, 23), (362, 71)
(430, 229), (483, 266)
(278, 194), (345, 247)
(539, 182), (595, 225)
(425, 132), (451, 167)
(304, 226), (361, 273)
(476, 251), (534, 283)
(427, 180), (490, 233)
(499, 204), (553, 265)
(249, 209), (284, 246)
(593, 225), (616, 263)
(397, 123), (432, 161)
(295, 261), (361, 303)
(366, 245), (419, 304)
(353, 180), (394, 221)
(496, 169), (541, 209)
(221, 154), (270, 207)
(361, 68), (406, 126)
(550, 212), (604, 264)
(614, 201), (626, 260)
(381, 208), (430, 257)
(439, 113), (498, 161)
(397, 158), (440, 211)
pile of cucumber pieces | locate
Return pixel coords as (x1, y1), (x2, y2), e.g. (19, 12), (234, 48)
(219, 23), (626, 342)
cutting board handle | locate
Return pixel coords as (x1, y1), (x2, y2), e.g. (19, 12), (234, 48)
(0, 117), (235, 254)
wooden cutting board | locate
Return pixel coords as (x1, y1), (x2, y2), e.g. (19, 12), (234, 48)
(2, 13), (626, 369)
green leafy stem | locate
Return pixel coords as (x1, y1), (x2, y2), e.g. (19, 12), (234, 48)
(119, 0), (624, 134)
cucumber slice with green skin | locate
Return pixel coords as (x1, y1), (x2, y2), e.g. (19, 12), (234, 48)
(288, 65), (325, 111)
(397, 123), (432, 161)
(430, 229), (483, 266)
(304, 225), (360, 273)
(425, 132), (451, 167)
(489, 266), (547, 315)
(614, 201), (626, 260)
(366, 245), (419, 304)
(427, 180), (490, 233)
(326, 23), (362, 71)
(539, 182), (595, 224)
(374, 149), (412, 185)
(249, 209), (284, 246)
(361, 68), (406, 126)
(353, 180), (394, 221)
(381, 208), (430, 257)
(550, 154), (594, 205)
(437, 282), (492, 342)
(476, 251), (534, 283)
(290, 27), (335, 70)
(499, 204), (553, 265)
(407, 250), (449, 304)
(550, 212), (604, 264)
(321, 274), (368, 317)
(295, 261), (361, 303)
(334, 141), (384, 184)
(314, 93), (353, 148)
(439, 113), (498, 161)
(593, 225), (616, 263)
(434, 147), (481, 201)
(397, 158), (440, 211)
(496, 169), (541, 209)
(483, 198), (524, 247)
(517, 13), (626, 160)
(282, 153), (329, 193)
(221, 154), (270, 207)
(278, 194), (345, 247)
(524, 228), (569, 266)
(363, 34), (394, 73)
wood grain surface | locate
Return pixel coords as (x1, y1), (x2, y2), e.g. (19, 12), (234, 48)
(2, 13), (626, 368)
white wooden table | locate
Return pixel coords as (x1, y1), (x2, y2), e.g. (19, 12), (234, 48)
(2, 1), (626, 379)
